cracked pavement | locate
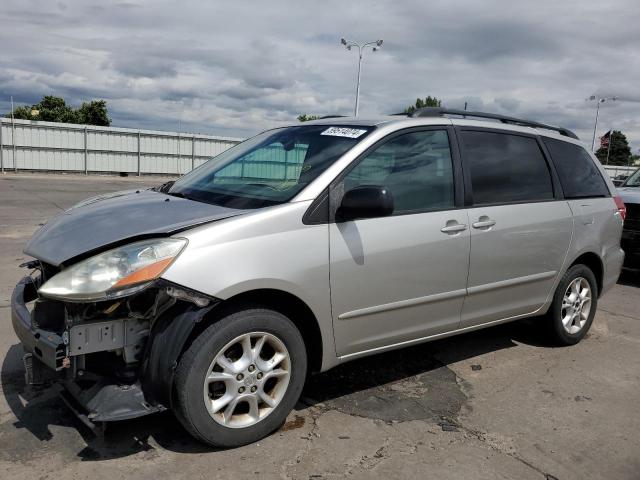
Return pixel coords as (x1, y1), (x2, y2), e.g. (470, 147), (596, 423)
(0, 173), (639, 479)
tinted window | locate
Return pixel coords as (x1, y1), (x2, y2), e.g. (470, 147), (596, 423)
(343, 130), (454, 215)
(461, 131), (553, 205)
(542, 138), (609, 198)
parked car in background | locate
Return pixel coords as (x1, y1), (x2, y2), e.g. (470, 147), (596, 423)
(613, 174), (630, 187)
(11, 108), (625, 448)
(617, 167), (640, 270)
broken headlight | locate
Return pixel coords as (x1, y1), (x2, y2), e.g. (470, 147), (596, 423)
(38, 238), (187, 302)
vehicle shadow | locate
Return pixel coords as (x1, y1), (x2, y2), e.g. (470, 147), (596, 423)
(0, 344), (214, 461)
(1, 317), (555, 460)
(301, 317), (553, 416)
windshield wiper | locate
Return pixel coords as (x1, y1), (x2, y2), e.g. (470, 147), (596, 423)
(154, 180), (175, 193)
(166, 191), (188, 199)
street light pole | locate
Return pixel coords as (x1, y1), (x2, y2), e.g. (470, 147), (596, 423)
(605, 129), (614, 165)
(354, 50), (363, 117)
(588, 95), (617, 152)
(341, 38), (383, 116)
(591, 99), (601, 152)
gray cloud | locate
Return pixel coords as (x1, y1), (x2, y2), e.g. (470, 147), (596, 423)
(0, 0), (639, 151)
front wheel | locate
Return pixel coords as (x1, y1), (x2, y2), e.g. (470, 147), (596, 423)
(174, 308), (307, 448)
(546, 264), (598, 345)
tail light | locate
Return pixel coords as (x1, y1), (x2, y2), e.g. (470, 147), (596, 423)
(614, 196), (626, 221)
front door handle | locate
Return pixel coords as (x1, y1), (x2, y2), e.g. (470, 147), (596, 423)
(440, 222), (467, 234)
(472, 217), (496, 229)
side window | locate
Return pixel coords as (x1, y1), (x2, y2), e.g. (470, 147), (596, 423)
(460, 131), (554, 205)
(542, 138), (610, 198)
(343, 130), (454, 215)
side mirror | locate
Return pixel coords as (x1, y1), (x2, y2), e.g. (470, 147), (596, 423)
(337, 185), (394, 221)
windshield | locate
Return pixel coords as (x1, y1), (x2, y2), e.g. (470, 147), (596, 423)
(624, 168), (640, 187)
(169, 125), (373, 208)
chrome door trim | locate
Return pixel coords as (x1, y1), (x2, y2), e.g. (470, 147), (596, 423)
(338, 304), (545, 361)
(338, 288), (467, 320)
(467, 270), (557, 295)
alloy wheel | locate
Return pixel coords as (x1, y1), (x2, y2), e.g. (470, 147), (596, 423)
(561, 277), (592, 334)
(202, 332), (291, 428)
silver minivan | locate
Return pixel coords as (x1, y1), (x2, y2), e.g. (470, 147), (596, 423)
(11, 108), (625, 447)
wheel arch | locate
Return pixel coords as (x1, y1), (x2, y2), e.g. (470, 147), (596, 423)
(183, 288), (324, 377)
(567, 251), (604, 296)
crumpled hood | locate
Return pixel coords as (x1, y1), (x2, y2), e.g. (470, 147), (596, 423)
(25, 189), (244, 266)
(617, 187), (640, 205)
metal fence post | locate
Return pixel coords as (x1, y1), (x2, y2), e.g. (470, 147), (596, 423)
(191, 135), (195, 171)
(84, 126), (88, 174)
(137, 131), (141, 176)
(176, 131), (180, 175)
(0, 118), (4, 174)
(12, 117), (17, 172)
(284, 149), (289, 180)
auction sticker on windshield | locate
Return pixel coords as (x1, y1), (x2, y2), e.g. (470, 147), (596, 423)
(321, 127), (367, 138)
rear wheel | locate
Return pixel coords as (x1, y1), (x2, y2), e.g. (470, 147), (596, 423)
(174, 308), (307, 447)
(546, 264), (598, 345)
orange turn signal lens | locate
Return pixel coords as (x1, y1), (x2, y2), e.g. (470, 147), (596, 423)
(112, 257), (175, 288)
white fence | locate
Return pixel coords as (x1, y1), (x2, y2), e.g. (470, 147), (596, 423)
(0, 117), (636, 179)
(603, 165), (637, 180)
(0, 117), (243, 175)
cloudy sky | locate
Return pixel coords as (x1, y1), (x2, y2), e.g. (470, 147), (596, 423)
(1, 0), (639, 151)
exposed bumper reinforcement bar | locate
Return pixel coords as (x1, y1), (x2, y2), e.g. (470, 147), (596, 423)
(11, 276), (66, 371)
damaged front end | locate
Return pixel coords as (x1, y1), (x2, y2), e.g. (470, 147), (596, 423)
(11, 262), (217, 425)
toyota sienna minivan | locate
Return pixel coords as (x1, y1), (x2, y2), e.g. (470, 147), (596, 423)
(11, 108), (625, 447)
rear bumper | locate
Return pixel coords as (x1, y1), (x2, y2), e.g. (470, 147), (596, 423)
(601, 245), (625, 295)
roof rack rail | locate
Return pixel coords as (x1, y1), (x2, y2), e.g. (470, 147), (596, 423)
(318, 115), (347, 119)
(406, 107), (579, 139)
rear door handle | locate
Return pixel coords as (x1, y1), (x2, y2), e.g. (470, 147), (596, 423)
(440, 222), (467, 234)
(472, 218), (496, 229)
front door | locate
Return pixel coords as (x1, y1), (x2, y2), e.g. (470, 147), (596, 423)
(329, 128), (470, 357)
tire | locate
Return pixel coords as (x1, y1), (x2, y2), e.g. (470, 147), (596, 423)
(546, 264), (598, 346)
(174, 307), (307, 448)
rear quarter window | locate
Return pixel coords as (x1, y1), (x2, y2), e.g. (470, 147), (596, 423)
(542, 138), (610, 198)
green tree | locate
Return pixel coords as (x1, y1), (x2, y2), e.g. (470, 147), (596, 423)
(77, 100), (111, 126)
(595, 130), (632, 166)
(7, 105), (36, 119)
(404, 96), (442, 114)
(30, 96), (78, 123)
(297, 114), (321, 122)
(4, 95), (111, 126)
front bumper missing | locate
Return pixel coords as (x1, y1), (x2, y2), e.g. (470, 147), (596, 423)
(11, 276), (165, 423)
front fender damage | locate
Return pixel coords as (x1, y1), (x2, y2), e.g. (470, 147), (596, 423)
(13, 271), (218, 425)
(141, 301), (215, 408)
